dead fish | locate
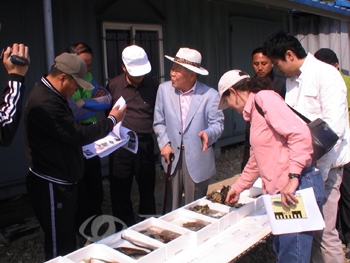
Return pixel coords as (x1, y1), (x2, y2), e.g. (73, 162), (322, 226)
(182, 220), (207, 231)
(206, 185), (246, 208)
(115, 246), (149, 259)
(189, 204), (226, 218)
(120, 233), (157, 251)
(207, 185), (233, 206)
(139, 227), (180, 243)
(189, 204), (210, 214)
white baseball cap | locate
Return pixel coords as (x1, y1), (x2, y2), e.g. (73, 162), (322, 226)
(122, 45), (151, 77)
(218, 69), (250, 110)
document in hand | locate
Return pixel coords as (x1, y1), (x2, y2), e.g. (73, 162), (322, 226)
(82, 96), (138, 159)
(262, 187), (324, 235)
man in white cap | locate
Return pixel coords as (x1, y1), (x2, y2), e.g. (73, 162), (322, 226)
(153, 47), (224, 212)
(24, 52), (126, 261)
(107, 45), (159, 229)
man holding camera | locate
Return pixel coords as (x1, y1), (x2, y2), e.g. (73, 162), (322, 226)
(0, 43), (29, 146)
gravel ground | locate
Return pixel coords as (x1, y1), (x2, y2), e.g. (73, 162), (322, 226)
(0, 143), (348, 262)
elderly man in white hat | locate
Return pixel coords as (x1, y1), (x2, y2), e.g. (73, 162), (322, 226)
(107, 45), (159, 230)
(154, 47), (224, 212)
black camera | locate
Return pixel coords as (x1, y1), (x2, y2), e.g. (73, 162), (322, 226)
(0, 48), (29, 66)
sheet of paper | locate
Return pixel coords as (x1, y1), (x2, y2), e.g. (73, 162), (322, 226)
(111, 96), (126, 138)
(120, 126), (138, 154)
(81, 96), (139, 159)
(262, 187), (324, 235)
(82, 132), (127, 159)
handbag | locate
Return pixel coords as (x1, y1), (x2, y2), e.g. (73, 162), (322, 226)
(255, 101), (339, 162)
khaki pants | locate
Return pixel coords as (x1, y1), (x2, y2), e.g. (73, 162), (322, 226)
(165, 148), (210, 213)
(311, 167), (343, 263)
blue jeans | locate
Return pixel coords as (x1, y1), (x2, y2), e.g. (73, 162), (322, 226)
(273, 166), (325, 263)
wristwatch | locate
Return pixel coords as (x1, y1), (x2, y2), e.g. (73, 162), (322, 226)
(288, 173), (301, 179)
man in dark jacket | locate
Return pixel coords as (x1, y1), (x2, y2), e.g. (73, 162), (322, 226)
(241, 47), (286, 171)
(24, 52), (126, 261)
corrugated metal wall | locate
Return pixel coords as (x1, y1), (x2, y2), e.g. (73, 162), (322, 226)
(0, 0), (46, 199)
(0, 0), (104, 200)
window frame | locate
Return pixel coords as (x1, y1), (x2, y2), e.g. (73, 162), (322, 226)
(102, 22), (165, 85)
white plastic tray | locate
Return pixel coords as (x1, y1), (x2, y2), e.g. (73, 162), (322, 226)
(65, 243), (133, 263)
(97, 229), (166, 263)
(241, 186), (263, 199)
(183, 198), (238, 232)
(129, 217), (191, 260)
(160, 208), (218, 246)
(45, 256), (74, 263)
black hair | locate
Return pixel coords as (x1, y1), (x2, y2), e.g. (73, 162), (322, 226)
(262, 31), (307, 61)
(68, 43), (93, 56)
(247, 76), (273, 93)
(251, 47), (266, 57)
(49, 65), (62, 76)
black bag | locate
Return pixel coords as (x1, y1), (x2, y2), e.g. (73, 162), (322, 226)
(255, 101), (339, 162)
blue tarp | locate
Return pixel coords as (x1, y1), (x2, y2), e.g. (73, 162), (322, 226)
(290, 0), (350, 16)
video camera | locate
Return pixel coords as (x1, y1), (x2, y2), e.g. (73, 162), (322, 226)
(0, 48), (29, 66)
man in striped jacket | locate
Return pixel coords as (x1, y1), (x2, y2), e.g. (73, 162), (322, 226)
(0, 43), (29, 146)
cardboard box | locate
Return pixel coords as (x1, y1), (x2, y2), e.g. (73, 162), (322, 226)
(65, 243), (133, 263)
(160, 208), (219, 246)
(96, 229), (166, 263)
(129, 217), (191, 260)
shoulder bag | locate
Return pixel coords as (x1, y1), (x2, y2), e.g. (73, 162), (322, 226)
(254, 100), (339, 163)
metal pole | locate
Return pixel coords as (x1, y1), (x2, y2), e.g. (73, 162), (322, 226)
(43, 0), (55, 72)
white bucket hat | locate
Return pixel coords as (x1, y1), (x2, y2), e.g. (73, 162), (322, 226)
(165, 47), (209, 75)
(218, 69), (250, 110)
(122, 45), (151, 77)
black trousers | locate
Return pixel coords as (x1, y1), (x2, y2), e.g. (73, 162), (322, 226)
(26, 172), (77, 261)
(109, 135), (156, 231)
(339, 162), (350, 244)
(76, 156), (103, 236)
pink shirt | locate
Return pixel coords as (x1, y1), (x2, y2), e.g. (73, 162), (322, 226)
(233, 90), (313, 195)
(180, 84), (195, 132)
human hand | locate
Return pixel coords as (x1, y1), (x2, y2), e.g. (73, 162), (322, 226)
(198, 131), (208, 152)
(225, 187), (240, 204)
(161, 144), (174, 164)
(93, 89), (106, 98)
(280, 178), (299, 208)
(75, 99), (85, 107)
(109, 104), (127, 123)
(3, 43), (29, 76)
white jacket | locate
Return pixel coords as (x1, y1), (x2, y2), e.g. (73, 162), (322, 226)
(285, 53), (350, 180)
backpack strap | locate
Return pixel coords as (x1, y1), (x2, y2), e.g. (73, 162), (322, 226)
(254, 100), (264, 117)
(255, 99), (310, 124)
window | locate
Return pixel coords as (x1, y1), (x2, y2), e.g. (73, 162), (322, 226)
(102, 22), (164, 85)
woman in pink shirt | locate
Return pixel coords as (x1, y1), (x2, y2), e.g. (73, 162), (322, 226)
(217, 70), (324, 263)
